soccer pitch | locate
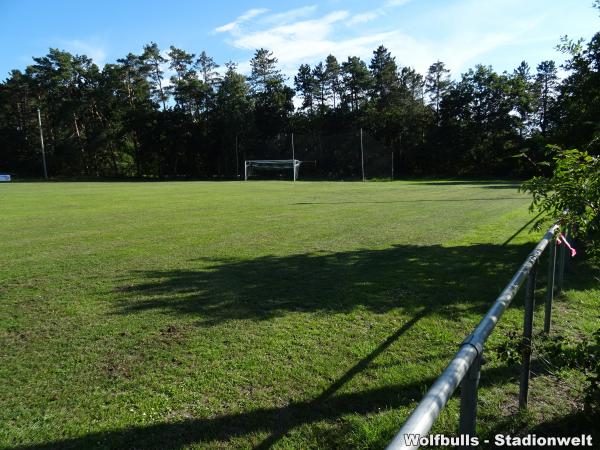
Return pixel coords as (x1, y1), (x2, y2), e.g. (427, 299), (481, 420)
(1, 181), (597, 449)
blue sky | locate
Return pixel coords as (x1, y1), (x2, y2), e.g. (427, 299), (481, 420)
(1, 0), (599, 81)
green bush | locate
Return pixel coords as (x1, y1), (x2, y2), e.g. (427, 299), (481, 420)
(538, 330), (600, 417)
(520, 148), (600, 417)
(521, 148), (600, 262)
(493, 329), (600, 417)
(582, 328), (600, 417)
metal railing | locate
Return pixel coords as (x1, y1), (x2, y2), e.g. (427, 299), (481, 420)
(386, 223), (569, 450)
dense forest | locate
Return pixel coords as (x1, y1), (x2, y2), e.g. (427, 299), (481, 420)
(1, 29), (600, 179)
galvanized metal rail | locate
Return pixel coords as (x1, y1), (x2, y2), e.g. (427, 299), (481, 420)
(386, 224), (564, 450)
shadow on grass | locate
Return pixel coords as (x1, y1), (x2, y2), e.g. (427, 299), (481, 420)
(293, 197), (525, 206)
(7, 381), (424, 449)
(12, 331), (518, 450)
(13, 236), (587, 449)
(481, 409), (599, 449)
(502, 211), (544, 246)
(407, 180), (523, 189)
(528, 410), (599, 441)
(113, 242), (536, 325)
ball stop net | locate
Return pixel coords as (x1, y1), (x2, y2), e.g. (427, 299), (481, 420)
(244, 159), (301, 181)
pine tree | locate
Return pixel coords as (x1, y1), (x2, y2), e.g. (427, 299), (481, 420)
(294, 64), (316, 112)
(425, 61), (451, 120)
(248, 48), (283, 94)
(196, 51), (221, 87)
(341, 56), (372, 111)
(369, 45), (399, 104)
(167, 46), (195, 111)
(324, 55), (342, 108)
(312, 62), (327, 109)
(510, 61), (535, 138)
(535, 60), (558, 137)
(142, 42), (168, 110)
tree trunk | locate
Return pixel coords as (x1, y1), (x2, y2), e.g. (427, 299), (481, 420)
(154, 63), (167, 110)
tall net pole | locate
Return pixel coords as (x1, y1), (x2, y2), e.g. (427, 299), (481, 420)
(360, 128), (365, 182)
(391, 151), (394, 180)
(292, 133), (296, 182)
(235, 135), (239, 179)
(37, 108), (48, 179)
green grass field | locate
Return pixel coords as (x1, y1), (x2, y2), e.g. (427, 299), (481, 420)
(1, 181), (598, 449)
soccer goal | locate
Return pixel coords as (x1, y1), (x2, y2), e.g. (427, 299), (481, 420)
(244, 159), (301, 181)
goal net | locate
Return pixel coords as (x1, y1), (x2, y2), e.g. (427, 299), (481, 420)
(245, 159), (301, 181)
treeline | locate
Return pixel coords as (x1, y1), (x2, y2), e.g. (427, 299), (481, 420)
(1, 33), (600, 179)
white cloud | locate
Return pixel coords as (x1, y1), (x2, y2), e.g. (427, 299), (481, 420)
(239, 8), (269, 22)
(215, 8), (269, 33)
(215, 22), (237, 33)
(216, 0), (547, 79)
(218, 10), (353, 76)
(346, 11), (381, 26)
(232, 11), (350, 51)
(260, 5), (318, 25)
(385, 0), (411, 6)
(401, 0), (544, 74)
(59, 38), (108, 66)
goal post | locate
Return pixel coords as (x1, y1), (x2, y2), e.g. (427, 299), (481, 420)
(244, 159), (301, 181)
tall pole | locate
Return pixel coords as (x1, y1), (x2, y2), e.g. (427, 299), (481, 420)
(37, 108), (48, 179)
(235, 134), (239, 178)
(391, 151), (394, 180)
(292, 132), (296, 182)
(360, 128), (365, 182)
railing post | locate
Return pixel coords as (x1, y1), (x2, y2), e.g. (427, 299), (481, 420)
(458, 348), (482, 448)
(519, 261), (538, 409)
(544, 238), (557, 333)
(556, 227), (567, 293)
